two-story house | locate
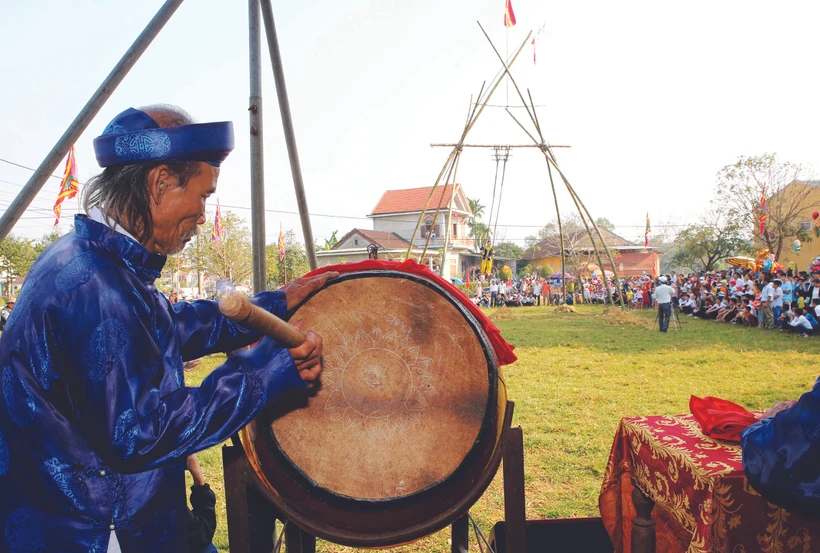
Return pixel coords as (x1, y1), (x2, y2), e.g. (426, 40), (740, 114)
(317, 184), (498, 279)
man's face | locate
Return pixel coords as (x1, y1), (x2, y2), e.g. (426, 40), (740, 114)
(147, 163), (218, 255)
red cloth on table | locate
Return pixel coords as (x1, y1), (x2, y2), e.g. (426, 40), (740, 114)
(302, 259), (517, 366)
(689, 395), (757, 442)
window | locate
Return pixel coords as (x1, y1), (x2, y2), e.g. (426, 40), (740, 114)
(453, 223), (458, 237)
(354, 239), (359, 245)
(423, 218), (433, 238)
(799, 221), (812, 231)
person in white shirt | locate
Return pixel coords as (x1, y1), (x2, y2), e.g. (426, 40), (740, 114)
(533, 281), (543, 306)
(760, 279), (776, 328)
(771, 279), (784, 327)
(654, 276), (674, 332)
(679, 293), (696, 315)
(489, 280), (499, 307)
(788, 308), (813, 336)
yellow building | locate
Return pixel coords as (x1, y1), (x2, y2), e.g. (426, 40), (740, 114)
(765, 180), (820, 272)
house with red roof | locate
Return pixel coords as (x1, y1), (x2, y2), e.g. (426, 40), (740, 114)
(317, 184), (515, 278)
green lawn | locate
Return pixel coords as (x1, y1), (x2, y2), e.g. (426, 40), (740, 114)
(185, 304), (820, 552)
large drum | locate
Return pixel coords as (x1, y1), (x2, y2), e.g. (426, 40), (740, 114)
(241, 268), (508, 547)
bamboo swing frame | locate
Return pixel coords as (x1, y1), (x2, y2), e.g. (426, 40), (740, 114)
(423, 22), (627, 308)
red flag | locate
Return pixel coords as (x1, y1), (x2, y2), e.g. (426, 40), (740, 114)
(211, 199), (223, 250)
(278, 223), (286, 262)
(532, 38), (536, 64)
(759, 188), (767, 236)
(53, 145), (80, 225)
(504, 0), (516, 27)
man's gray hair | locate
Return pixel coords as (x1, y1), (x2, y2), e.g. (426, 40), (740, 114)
(82, 104), (201, 244)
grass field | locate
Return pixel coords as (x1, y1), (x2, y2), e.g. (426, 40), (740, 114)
(185, 304), (820, 552)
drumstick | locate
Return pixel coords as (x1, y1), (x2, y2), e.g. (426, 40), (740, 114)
(218, 292), (305, 348)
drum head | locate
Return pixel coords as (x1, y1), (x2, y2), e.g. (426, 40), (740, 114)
(243, 270), (503, 546)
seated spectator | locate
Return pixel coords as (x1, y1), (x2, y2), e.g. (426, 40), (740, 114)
(679, 293), (696, 315)
(787, 307), (814, 337)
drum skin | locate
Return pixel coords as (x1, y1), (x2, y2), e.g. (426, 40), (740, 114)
(241, 270), (507, 547)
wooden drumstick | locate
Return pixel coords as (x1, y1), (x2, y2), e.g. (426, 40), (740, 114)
(218, 292), (305, 348)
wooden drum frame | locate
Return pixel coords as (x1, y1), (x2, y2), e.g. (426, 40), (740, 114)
(240, 270), (508, 547)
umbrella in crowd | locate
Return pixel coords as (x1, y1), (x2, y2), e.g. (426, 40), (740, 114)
(591, 269), (614, 279)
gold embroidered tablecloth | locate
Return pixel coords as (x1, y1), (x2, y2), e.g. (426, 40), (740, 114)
(599, 414), (820, 553)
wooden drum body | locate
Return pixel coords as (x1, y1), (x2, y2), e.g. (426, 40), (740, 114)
(241, 270), (507, 547)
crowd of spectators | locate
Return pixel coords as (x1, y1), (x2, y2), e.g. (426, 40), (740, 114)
(468, 259), (820, 338)
(604, 263), (820, 337)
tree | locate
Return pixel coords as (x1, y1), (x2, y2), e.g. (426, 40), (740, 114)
(467, 197), (489, 247)
(670, 209), (753, 271)
(0, 235), (38, 296)
(595, 217), (615, 231)
(494, 241), (524, 259)
(266, 229), (311, 289)
(317, 230), (339, 251)
(716, 153), (814, 259)
(190, 211), (253, 286)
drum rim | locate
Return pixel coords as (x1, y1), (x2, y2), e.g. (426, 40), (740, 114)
(262, 270), (498, 507)
(242, 270), (505, 545)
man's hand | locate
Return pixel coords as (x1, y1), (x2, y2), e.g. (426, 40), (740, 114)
(186, 454), (206, 487)
(281, 271), (340, 310)
(289, 321), (322, 381)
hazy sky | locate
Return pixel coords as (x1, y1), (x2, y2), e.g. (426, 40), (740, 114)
(2, 0), (819, 247)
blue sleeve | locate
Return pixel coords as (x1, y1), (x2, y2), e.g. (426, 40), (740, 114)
(62, 274), (304, 473)
(169, 290), (289, 360)
(741, 380), (820, 520)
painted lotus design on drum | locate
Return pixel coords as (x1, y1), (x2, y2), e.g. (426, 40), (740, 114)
(322, 326), (436, 440)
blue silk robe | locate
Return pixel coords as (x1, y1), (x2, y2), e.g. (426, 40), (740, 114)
(0, 215), (304, 553)
(742, 378), (820, 520)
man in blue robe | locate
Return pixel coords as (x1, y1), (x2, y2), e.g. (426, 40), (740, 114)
(0, 105), (333, 553)
(742, 390), (820, 520)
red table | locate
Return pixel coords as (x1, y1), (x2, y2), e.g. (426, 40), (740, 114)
(599, 414), (820, 553)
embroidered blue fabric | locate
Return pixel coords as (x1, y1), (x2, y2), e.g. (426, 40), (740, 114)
(0, 215), (304, 552)
(93, 108), (234, 168)
(741, 378), (820, 520)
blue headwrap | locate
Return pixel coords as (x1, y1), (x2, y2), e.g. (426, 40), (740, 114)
(93, 108), (234, 168)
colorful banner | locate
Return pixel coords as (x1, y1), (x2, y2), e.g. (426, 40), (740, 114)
(644, 212), (650, 247)
(278, 223), (286, 262)
(211, 199), (223, 249)
(53, 145), (80, 225)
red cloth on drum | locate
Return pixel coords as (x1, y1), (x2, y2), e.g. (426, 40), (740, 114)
(303, 259), (517, 366)
(689, 395), (757, 442)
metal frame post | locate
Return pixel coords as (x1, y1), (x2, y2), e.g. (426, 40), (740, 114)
(249, 0), (267, 293)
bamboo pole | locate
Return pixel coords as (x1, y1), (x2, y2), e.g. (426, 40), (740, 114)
(404, 32), (531, 260)
(260, 0), (318, 271)
(440, 98), (472, 278)
(420, 154), (457, 263)
(0, 0), (186, 241)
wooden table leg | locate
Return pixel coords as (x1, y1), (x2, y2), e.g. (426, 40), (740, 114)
(631, 486), (656, 553)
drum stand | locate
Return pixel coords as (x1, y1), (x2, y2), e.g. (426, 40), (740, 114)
(222, 401), (527, 553)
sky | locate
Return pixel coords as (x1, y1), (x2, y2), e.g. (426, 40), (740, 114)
(1, 0), (819, 248)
